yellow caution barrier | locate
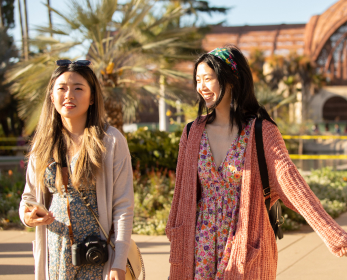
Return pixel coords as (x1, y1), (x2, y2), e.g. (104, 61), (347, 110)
(289, 155), (347, 160)
(282, 135), (347, 140)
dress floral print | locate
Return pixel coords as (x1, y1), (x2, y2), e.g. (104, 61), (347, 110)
(45, 155), (104, 280)
(194, 120), (252, 280)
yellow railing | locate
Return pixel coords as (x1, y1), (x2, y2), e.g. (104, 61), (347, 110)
(282, 135), (347, 140)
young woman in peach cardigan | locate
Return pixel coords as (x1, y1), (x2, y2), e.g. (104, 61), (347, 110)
(166, 45), (347, 280)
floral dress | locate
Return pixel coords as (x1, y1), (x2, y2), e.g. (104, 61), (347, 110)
(194, 120), (252, 280)
(45, 154), (104, 280)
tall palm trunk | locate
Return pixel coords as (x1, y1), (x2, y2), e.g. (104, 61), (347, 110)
(47, 0), (53, 37)
(104, 97), (124, 132)
(17, 0), (25, 59)
(0, 0), (3, 28)
(23, 0), (29, 60)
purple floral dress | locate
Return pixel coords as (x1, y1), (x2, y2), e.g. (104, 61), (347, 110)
(194, 120), (252, 280)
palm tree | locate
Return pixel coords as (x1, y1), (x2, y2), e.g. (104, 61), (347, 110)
(8, 0), (203, 133)
(22, 0), (29, 60)
(285, 52), (325, 122)
(47, 0), (53, 37)
(248, 49), (296, 119)
(0, 28), (19, 136)
(16, 0), (25, 59)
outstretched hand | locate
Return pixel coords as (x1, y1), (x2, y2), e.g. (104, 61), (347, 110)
(24, 206), (55, 227)
(109, 268), (125, 280)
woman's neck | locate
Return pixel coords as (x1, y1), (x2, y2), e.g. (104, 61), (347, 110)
(62, 117), (86, 144)
(213, 101), (231, 127)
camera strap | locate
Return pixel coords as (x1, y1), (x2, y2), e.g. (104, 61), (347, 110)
(62, 166), (75, 245)
(61, 151), (145, 279)
(62, 164), (115, 249)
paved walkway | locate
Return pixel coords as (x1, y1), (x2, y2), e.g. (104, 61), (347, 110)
(1, 212), (347, 279)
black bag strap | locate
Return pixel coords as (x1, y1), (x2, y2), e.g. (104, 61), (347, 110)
(255, 118), (271, 213)
(186, 121), (194, 139)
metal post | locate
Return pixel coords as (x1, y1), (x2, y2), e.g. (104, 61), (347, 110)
(159, 75), (169, 131)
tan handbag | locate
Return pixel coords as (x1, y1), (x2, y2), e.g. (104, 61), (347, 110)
(126, 239), (144, 280)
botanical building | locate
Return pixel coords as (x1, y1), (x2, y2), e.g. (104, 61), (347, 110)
(203, 0), (347, 124)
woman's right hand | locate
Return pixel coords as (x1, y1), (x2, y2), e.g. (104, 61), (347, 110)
(24, 206), (55, 227)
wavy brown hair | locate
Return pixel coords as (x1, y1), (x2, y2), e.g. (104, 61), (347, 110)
(28, 64), (108, 193)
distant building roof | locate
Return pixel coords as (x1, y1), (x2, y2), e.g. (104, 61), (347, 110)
(203, 24), (307, 57)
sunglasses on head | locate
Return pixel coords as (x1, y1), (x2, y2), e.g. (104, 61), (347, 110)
(55, 60), (92, 67)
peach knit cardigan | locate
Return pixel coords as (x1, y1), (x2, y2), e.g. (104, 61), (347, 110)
(166, 117), (347, 280)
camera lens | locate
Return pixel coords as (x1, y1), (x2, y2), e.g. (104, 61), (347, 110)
(86, 247), (104, 265)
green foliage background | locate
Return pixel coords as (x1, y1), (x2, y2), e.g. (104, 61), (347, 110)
(1, 130), (346, 234)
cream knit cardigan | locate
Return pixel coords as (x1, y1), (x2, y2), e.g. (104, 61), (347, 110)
(19, 126), (134, 280)
(166, 117), (347, 280)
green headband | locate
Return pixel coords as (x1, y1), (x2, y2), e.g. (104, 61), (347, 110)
(208, 48), (239, 78)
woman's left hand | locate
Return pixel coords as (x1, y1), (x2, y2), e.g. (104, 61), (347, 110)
(109, 268), (125, 280)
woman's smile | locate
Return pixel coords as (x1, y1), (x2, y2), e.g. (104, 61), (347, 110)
(201, 92), (214, 101)
(63, 101), (76, 109)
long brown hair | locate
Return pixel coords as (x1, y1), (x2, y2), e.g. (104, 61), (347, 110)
(29, 64), (108, 193)
(194, 45), (275, 134)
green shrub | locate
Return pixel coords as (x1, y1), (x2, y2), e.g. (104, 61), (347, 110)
(125, 128), (181, 173)
(0, 168), (26, 229)
(132, 166), (175, 235)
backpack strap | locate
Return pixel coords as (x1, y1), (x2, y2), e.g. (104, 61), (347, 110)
(254, 118), (271, 213)
(186, 121), (194, 139)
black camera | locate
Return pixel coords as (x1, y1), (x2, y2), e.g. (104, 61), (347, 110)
(71, 235), (108, 266)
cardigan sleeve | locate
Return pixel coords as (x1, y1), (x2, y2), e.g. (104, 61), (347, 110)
(263, 120), (347, 257)
(19, 156), (38, 228)
(111, 132), (135, 270)
(165, 125), (188, 241)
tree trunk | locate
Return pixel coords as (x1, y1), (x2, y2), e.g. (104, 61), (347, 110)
(23, 0), (29, 60)
(47, 0), (53, 37)
(17, 0), (25, 59)
(0, 0), (4, 28)
(159, 75), (169, 131)
(104, 97), (124, 133)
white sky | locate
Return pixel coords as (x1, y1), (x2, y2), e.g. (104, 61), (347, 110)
(9, 0), (338, 57)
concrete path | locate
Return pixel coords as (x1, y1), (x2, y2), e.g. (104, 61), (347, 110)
(1, 212), (347, 279)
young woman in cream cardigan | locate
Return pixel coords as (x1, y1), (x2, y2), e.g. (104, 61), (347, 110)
(166, 45), (347, 280)
(19, 61), (134, 280)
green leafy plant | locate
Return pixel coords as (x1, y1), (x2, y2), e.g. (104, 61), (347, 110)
(0, 168), (26, 229)
(126, 128), (181, 173)
(132, 164), (175, 235)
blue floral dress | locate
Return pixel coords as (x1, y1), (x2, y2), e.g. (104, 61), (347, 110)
(45, 155), (104, 280)
(194, 120), (252, 280)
